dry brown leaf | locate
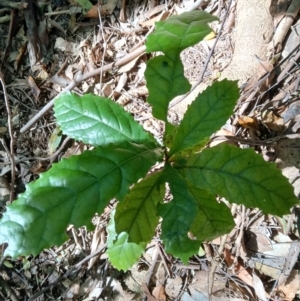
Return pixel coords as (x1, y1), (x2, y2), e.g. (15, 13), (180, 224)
(235, 262), (253, 286)
(64, 283), (80, 300)
(248, 234), (300, 284)
(116, 86), (148, 106)
(224, 249), (253, 288)
(102, 80), (114, 98)
(155, 263), (166, 285)
(276, 138), (300, 197)
(34, 65), (49, 81)
(142, 284), (160, 301)
(165, 276), (182, 298)
(143, 4), (166, 19)
(112, 278), (135, 300)
(244, 60), (274, 92)
(210, 129), (235, 147)
(139, 11), (171, 27)
(277, 269), (300, 301)
(261, 110), (284, 132)
(79, 277), (105, 299)
(238, 115), (260, 131)
(252, 274), (267, 301)
(189, 271), (226, 295)
(14, 43), (27, 70)
(62, 142), (86, 159)
(245, 231), (273, 252)
(88, 226), (106, 269)
(152, 284), (166, 301)
(91, 46), (103, 64)
(54, 37), (78, 55)
(125, 264), (148, 293)
(281, 100), (300, 127)
(183, 290), (247, 301)
(30, 161), (46, 174)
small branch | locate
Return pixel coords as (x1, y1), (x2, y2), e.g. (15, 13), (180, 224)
(0, 74), (15, 202)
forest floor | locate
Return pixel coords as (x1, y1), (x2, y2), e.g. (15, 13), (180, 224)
(0, 0), (300, 300)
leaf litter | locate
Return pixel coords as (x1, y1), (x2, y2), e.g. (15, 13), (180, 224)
(0, 0), (300, 300)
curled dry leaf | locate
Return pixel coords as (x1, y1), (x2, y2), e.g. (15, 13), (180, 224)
(238, 115), (260, 131)
(261, 110), (284, 133)
(277, 269), (300, 301)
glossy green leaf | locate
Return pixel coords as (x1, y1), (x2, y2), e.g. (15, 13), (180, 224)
(115, 171), (164, 244)
(187, 186), (235, 241)
(145, 55), (191, 121)
(107, 210), (146, 271)
(176, 143), (298, 215)
(144, 11), (217, 122)
(146, 11), (218, 57)
(169, 80), (239, 156)
(158, 165), (199, 263)
(54, 92), (155, 146)
(0, 142), (163, 258)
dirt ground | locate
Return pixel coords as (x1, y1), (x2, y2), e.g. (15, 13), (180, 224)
(0, 0), (300, 300)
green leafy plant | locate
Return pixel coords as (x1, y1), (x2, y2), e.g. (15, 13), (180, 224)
(0, 11), (297, 270)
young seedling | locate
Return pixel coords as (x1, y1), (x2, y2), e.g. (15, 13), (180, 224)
(0, 11), (297, 271)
